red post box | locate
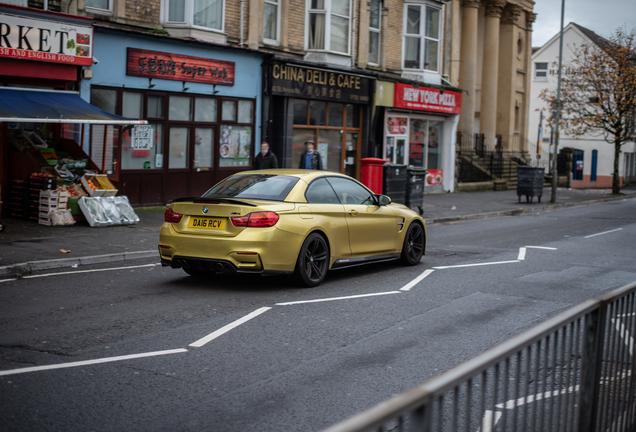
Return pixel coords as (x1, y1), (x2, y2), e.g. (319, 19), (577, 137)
(360, 158), (386, 195)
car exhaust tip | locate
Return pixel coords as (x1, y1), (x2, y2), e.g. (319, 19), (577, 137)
(215, 262), (225, 272)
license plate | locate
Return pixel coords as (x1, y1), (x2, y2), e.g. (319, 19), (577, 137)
(188, 217), (226, 229)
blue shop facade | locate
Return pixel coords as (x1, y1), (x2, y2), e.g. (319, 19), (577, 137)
(83, 27), (264, 206)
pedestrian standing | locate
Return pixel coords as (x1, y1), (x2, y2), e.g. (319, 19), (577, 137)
(298, 140), (323, 170)
(254, 142), (278, 169)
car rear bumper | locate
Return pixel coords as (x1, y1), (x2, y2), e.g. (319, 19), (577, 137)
(162, 256), (293, 275)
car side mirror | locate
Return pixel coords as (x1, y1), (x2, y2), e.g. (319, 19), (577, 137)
(377, 194), (391, 206)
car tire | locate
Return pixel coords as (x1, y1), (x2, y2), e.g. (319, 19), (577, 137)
(295, 233), (330, 287)
(183, 268), (212, 278)
(401, 222), (424, 266)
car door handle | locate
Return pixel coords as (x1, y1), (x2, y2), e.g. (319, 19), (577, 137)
(349, 209), (358, 216)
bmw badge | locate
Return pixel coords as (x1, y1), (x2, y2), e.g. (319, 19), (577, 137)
(202, 207), (208, 214)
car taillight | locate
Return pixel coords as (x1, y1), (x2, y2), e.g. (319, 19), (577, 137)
(231, 212), (279, 228)
(164, 207), (183, 223)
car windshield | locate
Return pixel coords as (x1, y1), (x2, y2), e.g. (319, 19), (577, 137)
(202, 174), (300, 201)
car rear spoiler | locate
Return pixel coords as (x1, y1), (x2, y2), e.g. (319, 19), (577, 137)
(171, 197), (257, 207)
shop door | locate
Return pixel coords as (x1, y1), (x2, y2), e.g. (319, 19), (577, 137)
(191, 127), (215, 196)
(166, 126), (190, 202)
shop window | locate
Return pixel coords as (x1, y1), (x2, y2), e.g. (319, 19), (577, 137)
(319, 129), (343, 171)
(309, 101), (327, 126)
(346, 104), (360, 128)
(169, 127), (189, 168)
(123, 91), (143, 119)
(86, 0), (113, 13)
(427, 120), (443, 170)
(122, 124), (164, 170)
(148, 96), (164, 118)
(90, 88), (119, 176)
(166, 0), (224, 32)
(219, 125), (252, 167)
(403, 3), (441, 72)
(369, 0), (381, 65)
(238, 100), (253, 123)
(91, 88), (117, 115)
(264, 0), (280, 44)
(195, 97), (217, 122)
(328, 103), (344, 127)
(169, 96), (193, 121)
(409, 118), (426, 167)
(222, 100), (237, 121)
(307, 0), (351, 55)
(293, 99), (309, 125)
(535, 62), (548, 79)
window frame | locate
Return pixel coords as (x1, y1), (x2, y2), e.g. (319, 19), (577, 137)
(306, 0), (353, 56)
(401, 2), (442, 72)
(85, 0), (113, 15)
(534, 62), (548, 79)
(263, 0), (281, 46)
(164, 0), (226, 33)
(368, 0), (381, 66)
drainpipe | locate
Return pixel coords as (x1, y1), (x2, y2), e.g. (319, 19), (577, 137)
(240, 0), (245, 46)
(351, 0), (356, 67)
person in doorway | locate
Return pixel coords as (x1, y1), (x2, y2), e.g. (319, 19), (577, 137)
(254, 142), (278, 169)
(298, 140), (323, 170)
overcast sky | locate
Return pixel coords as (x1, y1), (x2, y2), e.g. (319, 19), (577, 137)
(532, 0), (636, 47)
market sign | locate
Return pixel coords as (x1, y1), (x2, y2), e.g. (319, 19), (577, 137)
(0, 12), (94, 66)
(268, 62), (371, 104)
(394, 83), (462, 115)
(126, 48), (235, 86)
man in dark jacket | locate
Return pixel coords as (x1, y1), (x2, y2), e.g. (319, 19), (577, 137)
(298, 140), (323, 170)
(254, 142), (278, 169)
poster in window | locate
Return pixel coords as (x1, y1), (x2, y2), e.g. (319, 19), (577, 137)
(220, 125), (252, 166)
(425, 169), (443, 186)
(386, 116), (408, 135)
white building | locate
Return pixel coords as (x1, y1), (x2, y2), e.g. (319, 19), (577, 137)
(528, 23), (636, 188)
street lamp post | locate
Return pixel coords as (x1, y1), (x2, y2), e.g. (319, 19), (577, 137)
(551, 0), (566, 204)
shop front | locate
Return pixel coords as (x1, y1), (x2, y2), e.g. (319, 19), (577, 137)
(263, 60), (375, 178)
(374, 81), (462, 192)
(88, 28), (264, 206)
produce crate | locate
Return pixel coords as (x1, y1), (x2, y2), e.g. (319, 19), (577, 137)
(81, 174), (118, 197)
(68, 197), (81, 215)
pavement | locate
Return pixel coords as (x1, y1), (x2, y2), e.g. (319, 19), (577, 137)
(1, 185), (635, 277)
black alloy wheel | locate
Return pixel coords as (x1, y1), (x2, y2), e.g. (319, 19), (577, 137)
(401, 222), (424, 265)
(296, 233), (330, 287)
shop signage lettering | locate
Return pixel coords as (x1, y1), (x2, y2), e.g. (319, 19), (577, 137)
(269, 62), (371, 104)
(394, 83), (462, 114)
(0, 12), (93, 66)
(126, 48), (235, 86)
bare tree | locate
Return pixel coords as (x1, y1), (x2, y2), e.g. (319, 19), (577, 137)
(540, 28), (636, 194)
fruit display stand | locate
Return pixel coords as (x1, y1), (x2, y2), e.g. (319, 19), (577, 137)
(81, 174), (118, 197)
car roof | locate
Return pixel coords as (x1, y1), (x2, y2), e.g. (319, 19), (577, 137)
(234, 169), (352, 181)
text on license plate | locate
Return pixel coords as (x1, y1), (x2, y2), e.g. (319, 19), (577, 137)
(189, 217), (226, 229)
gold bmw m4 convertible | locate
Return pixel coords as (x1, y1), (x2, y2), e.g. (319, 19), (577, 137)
(159, 169), (426, 287)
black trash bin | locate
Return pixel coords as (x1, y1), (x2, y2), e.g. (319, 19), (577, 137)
(517, 166), (545, 203)
(382, 163), (407, 204)
(405, 167), (427, 212)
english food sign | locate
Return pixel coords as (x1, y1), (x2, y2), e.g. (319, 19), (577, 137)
(0, 12), (94, 66)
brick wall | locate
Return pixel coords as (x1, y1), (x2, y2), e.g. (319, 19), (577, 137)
(383, 0), (404, 73)
(286, 0), (306, 53)
(125, 0), (160, 25)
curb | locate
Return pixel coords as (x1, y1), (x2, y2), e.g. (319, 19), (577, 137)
(0, 250), (159, 278)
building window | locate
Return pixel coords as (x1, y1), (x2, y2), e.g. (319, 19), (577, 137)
(403, 4), (441, 72)
(307, 0), (351, 55)
(166, 0), (224, 31)
(86, 0), (112, 13)
(369, 0), (381, 65)
(263, 0), (280, 44)
(535, 62), (548, 79)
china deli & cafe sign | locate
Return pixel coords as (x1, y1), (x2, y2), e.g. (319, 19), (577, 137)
(394, 83), (462, 114)
(0, 12), (94, 66)
(126, 48), (235, 86)
(269, 62), (371, 103)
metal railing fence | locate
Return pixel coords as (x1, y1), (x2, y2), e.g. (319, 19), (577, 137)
(323, 281), (636, 432)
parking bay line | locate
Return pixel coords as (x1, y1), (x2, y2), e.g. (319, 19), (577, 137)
(400, 269), (435, 292)
(433, 260), (521, 270)
(189, 307), (272, 348)
(0, 263), (161, 284)
(276, 291), (402, 306)
(0, 348), (188, 377)
(585, 227), (623, 238)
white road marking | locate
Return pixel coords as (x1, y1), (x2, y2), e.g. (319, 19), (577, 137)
(0, 263), (161, 284)
(584, 227), (623, 238)
(477, 410), (502, 432)
(495, 385), (580, 409)
(276, 291), (401, 306)
(400, 269), (435, 292)
(525, 246), (558, 250)
(517, 247), (527, 261)
(613, 318), (634, 357)
(189, 307), (272, 347)
(433, 260), (520, 270)
(0, 348), (188, 377)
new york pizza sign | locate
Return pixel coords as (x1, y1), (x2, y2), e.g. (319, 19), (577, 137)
(0, 12), (94, 66)
(394, 83), (462, 115)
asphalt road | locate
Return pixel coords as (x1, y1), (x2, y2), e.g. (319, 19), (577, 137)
(1, 199), (635, 432)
